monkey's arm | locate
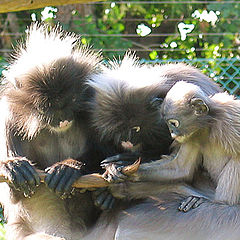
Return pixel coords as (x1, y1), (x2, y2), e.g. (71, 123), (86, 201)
(0, 114), (40, 197)
(215, 157), (240, 205)
(102, 142), (201, 183)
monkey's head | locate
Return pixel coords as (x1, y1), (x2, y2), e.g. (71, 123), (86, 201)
(88, 55), (172, 153)
(162, 81), (211, 143)
(3, 23), (101, 139)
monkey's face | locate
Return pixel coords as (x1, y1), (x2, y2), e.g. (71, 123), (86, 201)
(91, 86), (172, 152)
(162, 87), (210, 143)
(7, 58), (91, 139)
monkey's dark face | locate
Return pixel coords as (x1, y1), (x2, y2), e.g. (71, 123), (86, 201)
(162, 82), (210, 143)
(7, 58), (92, 139)
(91, 86), (172, 152)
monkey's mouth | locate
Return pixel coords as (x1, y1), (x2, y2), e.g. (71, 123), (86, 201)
(171, 132), (193, 143)
(121, 141), (141, 152)
(50, 120), (73, 132)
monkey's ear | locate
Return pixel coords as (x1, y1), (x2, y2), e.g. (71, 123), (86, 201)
(190, 98), (209, 115)
(150, 97), (163, 109)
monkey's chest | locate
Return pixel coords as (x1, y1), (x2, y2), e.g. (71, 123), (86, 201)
(202, 145), (229, 182)
(23, 130), (87, 168)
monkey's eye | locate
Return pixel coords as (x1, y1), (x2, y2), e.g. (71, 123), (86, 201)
(168, 119), (180, 128)
(132, 126), (141, 133)
(72, 96), (76, 102)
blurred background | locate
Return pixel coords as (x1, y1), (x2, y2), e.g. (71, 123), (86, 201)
(0, 1), (240, 95)
(0, 0), (239, 238)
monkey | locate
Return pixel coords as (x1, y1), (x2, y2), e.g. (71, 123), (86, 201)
(104, 81), (240, 211)
(0, 23), (115, 240)
(87, 54), (224, 210)
(160, 81), (240, 209)
(88, 55), (221, 181)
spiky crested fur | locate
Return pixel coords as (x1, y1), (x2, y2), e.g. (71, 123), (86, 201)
(87, 53), (221, 152)
(2, 23), (101, 140)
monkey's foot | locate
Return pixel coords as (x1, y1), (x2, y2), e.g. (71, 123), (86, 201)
(178, 195), (204, 212)
(92, 187), (115, 210)
(101, 153), (139, 183)
(0, 157), (40, 197)
(45, 159), (85, 199)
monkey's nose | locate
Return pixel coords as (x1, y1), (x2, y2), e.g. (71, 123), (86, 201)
(59, 120), (72, 128)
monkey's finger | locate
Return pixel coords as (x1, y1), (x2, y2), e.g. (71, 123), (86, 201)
(94, 190), (109, 207)
(59, 170), (82, 195)
(2, 165), (19, 190)
(8, 164), (29, 191)
(100, 194), (115, 211)
(24, 163), (41, 187)
(15, 164), (38, 193)
(178, 196), (194, 212)
(182, 197), (200, 212)
(45, 168), (65, 191)
(192, 198), (204, 209)
(101, 159), (133, 166)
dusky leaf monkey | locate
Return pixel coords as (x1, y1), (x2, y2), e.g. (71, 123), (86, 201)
(160, 81), (240, 209)
(0, 23), (115, 240)
(89, 56), (221, 179)
(88, 55), (222, 208)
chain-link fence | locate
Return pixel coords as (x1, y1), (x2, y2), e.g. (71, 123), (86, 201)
(1, 57), (240, 95)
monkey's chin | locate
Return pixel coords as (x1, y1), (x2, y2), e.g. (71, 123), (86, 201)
(49, 120), (74, 133)
(171, 132), (194, 143)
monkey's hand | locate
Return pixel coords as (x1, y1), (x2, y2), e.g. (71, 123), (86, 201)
(101, 153), (139, 183)
(92, 187), (116, 210)
(178, 195), (205, 212)
(0, 157), (40, 197)
(45, 159), (84, 199)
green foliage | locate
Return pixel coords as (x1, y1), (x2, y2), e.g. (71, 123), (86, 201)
(0, 208), (5, 240)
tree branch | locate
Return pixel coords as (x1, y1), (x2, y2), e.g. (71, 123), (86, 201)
(0, 0), (104, 13)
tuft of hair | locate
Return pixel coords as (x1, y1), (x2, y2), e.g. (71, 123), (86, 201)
(164, 80), (207, 104)
(208, 92), (240, 155)
(88, 53), (169, 142)
(2, 23), (102, 140)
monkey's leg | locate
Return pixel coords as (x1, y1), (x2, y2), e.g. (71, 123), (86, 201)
(102, 191), (240, 240)
(2, 184), (85, 240)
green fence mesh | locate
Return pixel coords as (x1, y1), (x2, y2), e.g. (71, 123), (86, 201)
(0, 58), (240, 95)
(141, 58), (240, 96)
